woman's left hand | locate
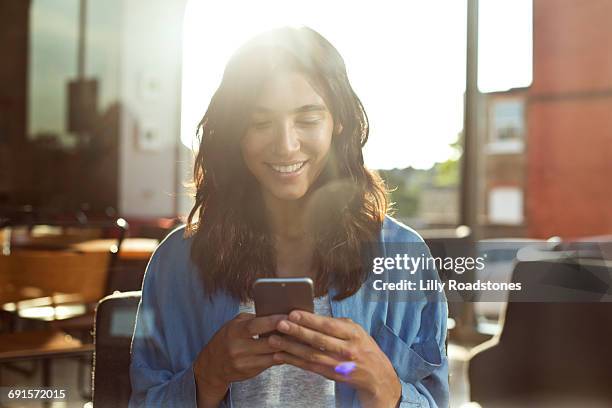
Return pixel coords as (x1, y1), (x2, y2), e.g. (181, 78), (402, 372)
(268, 311), (402, 408)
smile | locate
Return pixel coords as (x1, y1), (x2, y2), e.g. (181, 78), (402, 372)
(267, 161), (307, 174)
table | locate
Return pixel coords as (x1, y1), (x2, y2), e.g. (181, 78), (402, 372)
(70, 238), (159, 261)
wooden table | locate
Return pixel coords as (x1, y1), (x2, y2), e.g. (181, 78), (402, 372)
(0, 330), (93, 362)
(70, 238), (159, 261)
(0, 330), (94, 407)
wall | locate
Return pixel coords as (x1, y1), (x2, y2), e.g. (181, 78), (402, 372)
(0, 0), (30, 203)
(527, 0), (612, 238)
(118, 0), (187, 218)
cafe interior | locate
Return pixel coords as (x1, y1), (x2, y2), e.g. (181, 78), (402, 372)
(1, 0), (611, 407)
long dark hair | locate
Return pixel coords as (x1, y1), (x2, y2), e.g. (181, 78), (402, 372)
(186, 26), (387, 301)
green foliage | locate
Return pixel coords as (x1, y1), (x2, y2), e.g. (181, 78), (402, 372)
(378, 132), (462, 219)
(378, 168), (421, 218)
(433, 158), (459, 187)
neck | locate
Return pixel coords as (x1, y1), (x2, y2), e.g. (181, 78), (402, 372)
(262, 191), (316, 279)
(262, 192), (309, 240)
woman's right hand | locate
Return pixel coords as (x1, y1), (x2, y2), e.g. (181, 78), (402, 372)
(193, 312), (286, 407)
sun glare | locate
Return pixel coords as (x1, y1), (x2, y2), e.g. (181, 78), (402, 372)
(181, 0), (531, 170)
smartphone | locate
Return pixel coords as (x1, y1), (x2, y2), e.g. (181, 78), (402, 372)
(253, 277), (315, 317)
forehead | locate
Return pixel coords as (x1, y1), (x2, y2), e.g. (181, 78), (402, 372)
(254, 71), (328, 113)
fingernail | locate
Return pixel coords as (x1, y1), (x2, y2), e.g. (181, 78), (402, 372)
(289, 311), (301, 322)
(273, 352), (283, 362)
(278, 320), (290, 332)
(269, 335), (281, 347)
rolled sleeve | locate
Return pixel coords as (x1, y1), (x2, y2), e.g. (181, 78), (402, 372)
(396, 286), (449, 408)
(398, 360), (449, 407)
(398, 298), (449, 408)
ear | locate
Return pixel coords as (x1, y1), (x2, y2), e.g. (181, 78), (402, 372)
(334, 122), (344, 135)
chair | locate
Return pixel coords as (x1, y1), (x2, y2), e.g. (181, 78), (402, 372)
(5, 250), (110, 302)
(468, 259), (612, 406)
(424, 230), (480, 347)
(1, 218), (128, 330)
(1, 250), (111, 330)
(0, 217), (128, 401)
(92, 291), (141, 408)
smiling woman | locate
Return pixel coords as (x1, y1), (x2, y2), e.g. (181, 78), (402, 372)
(128, 26), (449, 408)
(240, 73), (335, 202)
(186, 27), (387, 301)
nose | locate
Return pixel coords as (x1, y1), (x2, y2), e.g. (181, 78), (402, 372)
(273, 120), (300, 157)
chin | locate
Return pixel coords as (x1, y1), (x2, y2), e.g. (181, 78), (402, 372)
(268, 186), (309, 201)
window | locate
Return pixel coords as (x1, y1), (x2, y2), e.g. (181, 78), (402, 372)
(488, 187), (523, 225)
(487, 99), (525, 154)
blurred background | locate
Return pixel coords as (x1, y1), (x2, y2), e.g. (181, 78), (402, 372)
(0, 0), (610, 407)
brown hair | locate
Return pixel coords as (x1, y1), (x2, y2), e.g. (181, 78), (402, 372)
(186, 26), (388, 301)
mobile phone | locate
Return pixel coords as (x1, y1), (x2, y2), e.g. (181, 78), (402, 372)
(253, 277), (315, 317)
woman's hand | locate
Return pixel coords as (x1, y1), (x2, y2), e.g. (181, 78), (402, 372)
(269, 311), (402, 408)
(193, 313), (287, 408)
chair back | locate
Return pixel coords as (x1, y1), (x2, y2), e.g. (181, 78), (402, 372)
(425, 234), (475, 321)
(469, 259), (612, 404)
(93, 291), (141, 408)
(3, 250), (110, 304)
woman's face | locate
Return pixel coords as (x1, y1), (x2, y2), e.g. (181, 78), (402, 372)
(241, 71), (334, 202)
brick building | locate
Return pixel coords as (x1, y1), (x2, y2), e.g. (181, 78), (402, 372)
(528, 0), (612, 238)
(482, 0), (612, 239)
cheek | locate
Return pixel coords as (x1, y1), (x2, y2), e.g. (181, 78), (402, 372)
(240, 133), (263, 166)
(307, 124), (334, 157)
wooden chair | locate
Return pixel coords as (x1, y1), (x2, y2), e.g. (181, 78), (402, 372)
(0, 250), (111, 400)
(1, 218), (128, 325)
(0, 218), (127, 400)
(4, 249), (110, 306)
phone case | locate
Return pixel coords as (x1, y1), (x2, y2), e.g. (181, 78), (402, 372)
(253, 278), (315, 316)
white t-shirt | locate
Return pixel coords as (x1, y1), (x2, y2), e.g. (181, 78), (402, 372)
(232, 295), (336, 407)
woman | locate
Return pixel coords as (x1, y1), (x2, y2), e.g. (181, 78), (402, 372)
(129, 26), (448, 408)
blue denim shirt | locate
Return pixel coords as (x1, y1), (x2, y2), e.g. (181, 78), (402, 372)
(129, 216), (449, 407)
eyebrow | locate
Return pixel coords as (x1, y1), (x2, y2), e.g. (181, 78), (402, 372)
(253, 104), (328, 114)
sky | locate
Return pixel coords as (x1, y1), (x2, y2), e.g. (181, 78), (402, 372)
(181, 0), (532, 170)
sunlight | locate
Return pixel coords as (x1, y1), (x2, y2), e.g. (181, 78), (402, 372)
(478, 0), (533, 92)
(181, 0), (532, 170)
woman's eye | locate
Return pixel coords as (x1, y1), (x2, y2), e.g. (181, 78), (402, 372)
(296, 117), (321, 126)
(252, 120), (272, 129)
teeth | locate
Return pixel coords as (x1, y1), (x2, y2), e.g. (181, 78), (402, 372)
(270, 162), (305, 173)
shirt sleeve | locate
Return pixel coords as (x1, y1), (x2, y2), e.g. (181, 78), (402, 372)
(374, 296), (449, 408)
(377, 222), (450, 408)
(397, 298), (449, 408)
(127, 253), (230, 408)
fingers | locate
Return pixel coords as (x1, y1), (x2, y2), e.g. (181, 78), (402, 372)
(234, 354), (281, 373)
(275, 319), (348, 356)
(236, 337), (279, 356)
(286, 311), (359, 340)
(273, 352), (344, 382)
(268, 335), (341, 367)
(237, 314), (288, 338)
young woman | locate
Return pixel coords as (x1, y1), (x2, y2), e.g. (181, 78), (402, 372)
(129, 26), (448, 408)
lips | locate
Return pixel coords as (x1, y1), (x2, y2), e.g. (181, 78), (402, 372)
(267, 161), (307, 174)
